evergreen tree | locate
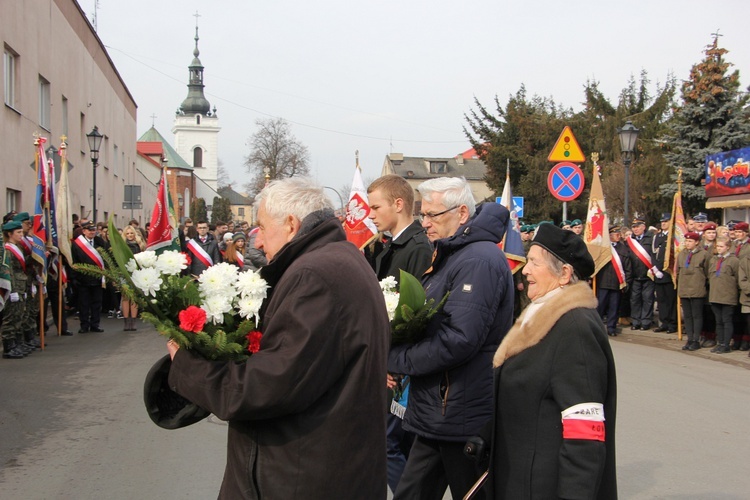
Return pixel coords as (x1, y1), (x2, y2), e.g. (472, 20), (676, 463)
(660, 36), (750, 216)
(190, 197), (208, 222)
(211, 196), (233, 224)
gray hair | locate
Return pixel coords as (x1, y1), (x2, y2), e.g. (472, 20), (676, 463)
(255, 177), (333, 223)
(537, 247), (580, 285)
(417, 177), (476, 217)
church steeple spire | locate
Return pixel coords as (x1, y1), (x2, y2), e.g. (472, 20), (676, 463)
(177, 13), (213, 117)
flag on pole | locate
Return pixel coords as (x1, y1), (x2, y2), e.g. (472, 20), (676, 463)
(344, 161), (377, 250)
(147, 167), (180, 254)
(584, 161), (611, 275)
(497, 162), (526, 274)
(665, 187), (688, 286)
(32, 138), (49, 284)
(56, 139), (73, 265)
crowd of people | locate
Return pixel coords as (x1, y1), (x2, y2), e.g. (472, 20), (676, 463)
(12, 172), (744, 498)
(519, 212), (750, 357)
(1, 211), (267, 359)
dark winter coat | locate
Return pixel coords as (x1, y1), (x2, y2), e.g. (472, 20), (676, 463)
(488, 282), (617, 500)
(596, 241), (632, 290)
(628, 232), (655, 280)
(388, 202), (514, 441)
(653, 230), (673, 283)
(677, 248), (709, 299)
(169, 214), (389, 499)
(187, 236), (221, 276)
(71, 235), (108, 287)
(375, 220), (432, 283)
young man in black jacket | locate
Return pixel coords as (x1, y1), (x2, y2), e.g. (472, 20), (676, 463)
(367, 174), (433, 493)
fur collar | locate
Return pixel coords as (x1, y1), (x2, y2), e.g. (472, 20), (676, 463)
(493, 282), (598, 368)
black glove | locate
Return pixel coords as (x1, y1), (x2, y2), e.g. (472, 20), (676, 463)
(464, 435), (490, 469)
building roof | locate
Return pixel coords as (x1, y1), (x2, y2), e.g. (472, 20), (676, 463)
(218, 186), (254, 205)
(137, 127), (192, 170)
(383, 153), (487, 181)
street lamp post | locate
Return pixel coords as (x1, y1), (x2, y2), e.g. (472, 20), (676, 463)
(86, 126), (103, 222)
(617, 120), (640, 224)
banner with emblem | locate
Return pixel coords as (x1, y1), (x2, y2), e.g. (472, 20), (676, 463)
(665, 174), (688, 287)
(147, 167), (180, 254)
(584, 157), (611, 275)
(32, 137), (49, 284)
(344, 161), (377, 250)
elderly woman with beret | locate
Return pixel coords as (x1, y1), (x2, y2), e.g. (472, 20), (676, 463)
(480, 223), (617, 499)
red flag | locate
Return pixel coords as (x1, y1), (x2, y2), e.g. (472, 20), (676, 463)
(344, 165), (377, 250)
(147, 168), (180, 254)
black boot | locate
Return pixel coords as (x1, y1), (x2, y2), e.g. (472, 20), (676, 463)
(130, 317), (137, 331)
(3, 340), (24, 359)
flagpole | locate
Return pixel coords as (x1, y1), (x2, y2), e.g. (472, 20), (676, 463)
(33, 136), (45, 350)
(57, 139), (66, 336)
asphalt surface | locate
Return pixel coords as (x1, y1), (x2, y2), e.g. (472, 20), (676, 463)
(1, 315), (749, 499)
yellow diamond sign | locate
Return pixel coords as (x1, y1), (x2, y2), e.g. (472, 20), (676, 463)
(548, 126), (586, 163)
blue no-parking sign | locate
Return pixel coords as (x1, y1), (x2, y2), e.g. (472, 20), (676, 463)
(547, 162), (585, 202)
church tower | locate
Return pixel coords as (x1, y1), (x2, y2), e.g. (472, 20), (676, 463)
(173, 20), (220, 193)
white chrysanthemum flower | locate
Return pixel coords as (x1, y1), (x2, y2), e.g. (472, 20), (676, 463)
(131, 267), (163, 297)
(134, 250), (158, 269)
(236, 270), (270, 300)
(237, 295), (264, 323)
(198, 263), (239, 297)
(383, 290), (400, 321)
(202, 294), (233, 324)
(155, 250), (188, 275)
(126, 258), (138, 274)
(379, 276), (398, 292)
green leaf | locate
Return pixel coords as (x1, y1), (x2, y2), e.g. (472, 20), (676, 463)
(107, 216), (135, 277)
(395, 270), (426, 322)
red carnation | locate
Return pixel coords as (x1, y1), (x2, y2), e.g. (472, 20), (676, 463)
(246, 330), (263, 354)
(178, 305), (206, 333)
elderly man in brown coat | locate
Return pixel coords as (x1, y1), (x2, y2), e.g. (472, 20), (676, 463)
(167, 178), (390, 499)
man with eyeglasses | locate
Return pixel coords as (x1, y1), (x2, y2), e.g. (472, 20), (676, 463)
(387, 177), (514, 500)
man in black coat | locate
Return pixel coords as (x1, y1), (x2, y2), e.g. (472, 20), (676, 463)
(185, 220), (221, 277)
(627, 217), (660, 330)
(653, 213), (677, 332)
(71, 221), (107, 333)
(367, 174), (433, 493)
(596, 225), (632, 336)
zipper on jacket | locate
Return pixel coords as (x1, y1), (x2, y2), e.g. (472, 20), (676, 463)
(439, 372), (450, 416)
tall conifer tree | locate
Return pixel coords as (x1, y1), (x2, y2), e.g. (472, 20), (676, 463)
(660, 35), (750, 215)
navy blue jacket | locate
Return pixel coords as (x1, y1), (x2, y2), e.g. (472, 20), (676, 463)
(387, 202), (514, 441)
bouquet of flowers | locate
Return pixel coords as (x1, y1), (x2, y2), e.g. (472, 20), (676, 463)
(381, 270), (449, 346)
(74, 219), (268, 361)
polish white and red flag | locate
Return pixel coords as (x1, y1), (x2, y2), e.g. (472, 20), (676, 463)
(344, 164), (377, 250)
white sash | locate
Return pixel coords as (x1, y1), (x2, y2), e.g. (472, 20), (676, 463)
(187, 239), (213, 268)
(626, 237), (654, 269)
(5, 243), (26, 272)
(74, 235), (104, 269)
(610, 245), (626, 289)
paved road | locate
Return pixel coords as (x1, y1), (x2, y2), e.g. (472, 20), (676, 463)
(1, 318), (749, 499)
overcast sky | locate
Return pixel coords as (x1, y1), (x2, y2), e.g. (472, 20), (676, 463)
(82, 0), (750, 201)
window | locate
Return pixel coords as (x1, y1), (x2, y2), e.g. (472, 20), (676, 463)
(39, 76), (51, 130)
(193, 147), (203, 168)
(429, 162), (447, 174)
(4, 47), (17, 107)
(196, 115), (201, 125)
(238, 207), (245, 217)
(80, 112), (86, 153)
(61, 96), (68, 137)
(6, 188), (20, 213)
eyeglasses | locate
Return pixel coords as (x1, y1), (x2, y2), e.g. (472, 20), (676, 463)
(418, 206), (459, 223)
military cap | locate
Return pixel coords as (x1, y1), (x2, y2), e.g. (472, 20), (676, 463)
(631, 217), (646, 227)
(684, 232), (701, 241)
(570, 219), (582, 226)
(703, 222), (717, 231)
(693, 212), (708, 223)
(12, 212), (30, 222)
(609, 225), (621, 233)
(81, 221), (96, 230)
(2, 220), (22, 232)
(660, 213), (671, 222)
(734, 222), (749, 232)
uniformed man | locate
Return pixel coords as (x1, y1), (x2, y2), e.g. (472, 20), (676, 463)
(596, 225), (632, 336)
(14, 212), (43, 349)
(2, 221), (30, 358)
(71, 221), (107, 333)
(626, 217), (661, 330)
(653, 213), (677, 333)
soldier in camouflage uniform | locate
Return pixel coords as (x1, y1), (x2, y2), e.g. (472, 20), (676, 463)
(14, 212), (42, 349)
(2, 221), (29, 359)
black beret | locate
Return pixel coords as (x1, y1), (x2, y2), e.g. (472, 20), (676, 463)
(531, 223), (595, 279)
(143, 354), (210, 430)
